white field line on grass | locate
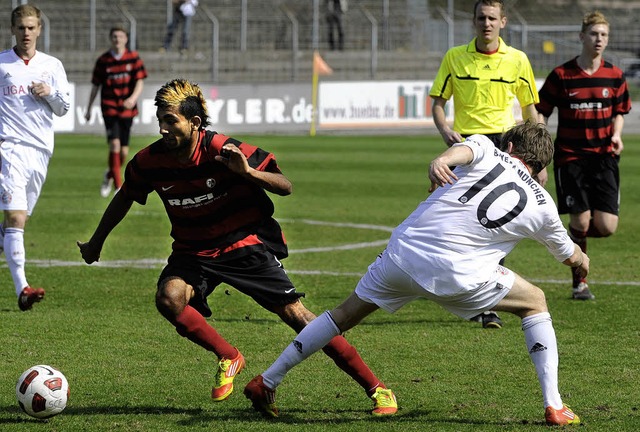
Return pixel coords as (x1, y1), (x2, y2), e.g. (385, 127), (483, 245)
(9, 219), (639, 287)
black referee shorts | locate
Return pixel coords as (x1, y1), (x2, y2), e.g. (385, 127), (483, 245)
(158, 249), (305, 317)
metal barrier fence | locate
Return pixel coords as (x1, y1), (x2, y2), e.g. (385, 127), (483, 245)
(2, 0), (640, 84)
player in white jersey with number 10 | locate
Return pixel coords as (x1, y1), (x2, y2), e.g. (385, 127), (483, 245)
(0, 5), (70, 311)
(244, 121), (586, 426)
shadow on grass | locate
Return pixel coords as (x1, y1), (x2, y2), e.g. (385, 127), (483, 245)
(1, 404), (542, 427)
(179, 407), (543, 427)
(0, 404), (204, 425)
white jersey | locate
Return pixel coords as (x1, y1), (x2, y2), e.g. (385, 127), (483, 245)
(387, 135), (575, 296)
(0, 48), (70, 155)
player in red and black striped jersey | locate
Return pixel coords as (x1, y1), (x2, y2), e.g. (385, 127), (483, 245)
(85, 25), (147, 198)
(77, 79), (397, 415)
(537, 11), (631, 300)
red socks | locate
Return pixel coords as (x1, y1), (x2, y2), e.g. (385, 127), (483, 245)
(173, 305), (238, 360)
(108, 152), (122, 189)
(322, 335), (384, 396)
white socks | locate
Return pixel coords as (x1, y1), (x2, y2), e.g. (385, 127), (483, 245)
(522, 312), (563, 410)
(4, 227), (28, 295)
(262, 311), (341, 389)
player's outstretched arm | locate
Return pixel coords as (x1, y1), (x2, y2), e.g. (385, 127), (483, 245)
(77, 191), (135, 264)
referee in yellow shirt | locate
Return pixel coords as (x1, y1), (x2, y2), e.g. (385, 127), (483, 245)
(430, 0), (542, 329)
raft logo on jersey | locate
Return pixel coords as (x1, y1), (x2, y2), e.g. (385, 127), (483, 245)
(206, 178), (216, 189)
(570, 101), (602, 110)
(3, 72), (11, 79)
(167, 192), (227, 208)
(602, 88), (610, 98)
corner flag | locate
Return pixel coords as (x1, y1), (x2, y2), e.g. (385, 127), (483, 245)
(311, 51), (333, 136)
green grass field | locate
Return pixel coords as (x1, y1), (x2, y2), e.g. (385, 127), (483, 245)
(1, 133), (638, 431)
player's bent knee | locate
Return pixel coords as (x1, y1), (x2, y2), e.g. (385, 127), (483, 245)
(155, 277), (192, 316)
(527, 286), (548, 314)
(274, 301), (317, 332)
(598, 225), (617, 237)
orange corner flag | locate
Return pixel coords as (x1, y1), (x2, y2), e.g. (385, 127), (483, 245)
(313, 51), (333, 76)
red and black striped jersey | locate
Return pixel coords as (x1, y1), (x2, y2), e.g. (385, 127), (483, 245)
(536, 57), (631, 165)
(120, 130), (288, 259)
(90, 49), (147, 118)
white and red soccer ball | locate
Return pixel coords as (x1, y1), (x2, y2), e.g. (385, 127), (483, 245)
(16, 365), (69, 419)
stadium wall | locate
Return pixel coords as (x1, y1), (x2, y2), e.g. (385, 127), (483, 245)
(65, 81), (639, 136)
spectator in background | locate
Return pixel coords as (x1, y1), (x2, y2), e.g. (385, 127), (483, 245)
(429, 0), (540, 329)
(326, 0), (347, 50)
(0, 5), (70, 310)
(536, 11), (631, 301)
(85, 25), (148, 198)
(161, 0), (199, 55)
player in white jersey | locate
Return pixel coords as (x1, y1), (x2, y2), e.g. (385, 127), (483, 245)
(0, 5), (70, 311)
(244, 121), (586, 426)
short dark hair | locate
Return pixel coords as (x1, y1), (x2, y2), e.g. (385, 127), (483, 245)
(473, 0), (505, 19)
(500, 121), (553, 176)
(109, 25), (129, 37)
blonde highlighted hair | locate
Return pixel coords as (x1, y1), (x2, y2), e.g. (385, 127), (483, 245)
(155, 79), (210, 129)
(581, 11), (609, 33)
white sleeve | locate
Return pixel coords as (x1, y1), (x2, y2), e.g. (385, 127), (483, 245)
(43, 60), (70, 117)
(452, 134), (492, 165)
(534, 211), (575, 262)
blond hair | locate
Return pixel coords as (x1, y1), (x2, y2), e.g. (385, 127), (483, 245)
(11, 4), (41, 27)
(581, 11), (609, 33)
(155, 79), (210, 129)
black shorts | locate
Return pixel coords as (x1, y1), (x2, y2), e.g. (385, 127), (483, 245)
(554, 155), (620, 215)
(157, 249), (305, 317)
(104, 116), (133, 146)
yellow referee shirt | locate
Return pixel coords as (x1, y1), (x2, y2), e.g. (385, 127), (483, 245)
(430, 37), (538, 135)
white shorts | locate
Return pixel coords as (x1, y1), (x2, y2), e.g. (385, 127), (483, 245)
(355, 252), (515, 320)
(0, 140), (50, 215)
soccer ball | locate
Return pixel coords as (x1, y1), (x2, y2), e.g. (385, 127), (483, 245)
(16, 365), (69, 419)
